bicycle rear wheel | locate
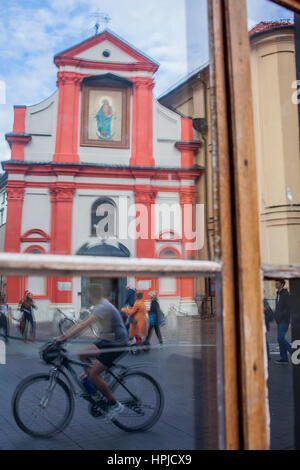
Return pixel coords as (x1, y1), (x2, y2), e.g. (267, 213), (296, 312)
(12, 374), (74, 437)
(111, 371), (164, 432)
(59, 318), (76, 335)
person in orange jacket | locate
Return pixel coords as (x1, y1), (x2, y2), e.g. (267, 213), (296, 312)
(121, 291), (148, 344)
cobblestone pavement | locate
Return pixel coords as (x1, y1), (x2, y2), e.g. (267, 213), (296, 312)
(267, 323), (294, 450)
(0, 319), (295, 450)
(0, 324), (219, 450)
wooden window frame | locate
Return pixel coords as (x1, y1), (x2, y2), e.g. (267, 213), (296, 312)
(208, 0), (300, 451)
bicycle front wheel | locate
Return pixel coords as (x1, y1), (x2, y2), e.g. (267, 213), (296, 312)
(12, 374), (74, 438)
(111, 371), (164, 432)
(59, 318), (76, 335)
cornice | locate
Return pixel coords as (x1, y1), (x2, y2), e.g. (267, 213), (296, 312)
(5, 133), (32, 147)
(175, 141), (202, 152)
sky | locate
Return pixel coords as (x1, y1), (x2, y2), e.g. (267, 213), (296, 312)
(0, 0), (293, 162)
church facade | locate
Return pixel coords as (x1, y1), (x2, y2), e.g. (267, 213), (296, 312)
(3, 30), (202, 320)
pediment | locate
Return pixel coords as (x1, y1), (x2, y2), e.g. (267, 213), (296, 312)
(54, 29), (159, 71)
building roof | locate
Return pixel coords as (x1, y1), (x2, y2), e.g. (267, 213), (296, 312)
(249, 20), (294, 38)
(159, 21), (294, 102)
(54, 28), (160, 69)
(158, 61), (209, 102)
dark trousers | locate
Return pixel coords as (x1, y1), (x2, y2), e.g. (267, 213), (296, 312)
(23, 311), (35, 339)
(277, 323), (292, 361)
(145, 324), (163, 344)
(0, 314), (8, 340)
(266, 333), (270, 360)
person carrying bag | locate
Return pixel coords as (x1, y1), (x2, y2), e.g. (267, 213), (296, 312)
(19, 290), (36, 343)
(121, 291), (148, 345)
(144, 291), (164, 346)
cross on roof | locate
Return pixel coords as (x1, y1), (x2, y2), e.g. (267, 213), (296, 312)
(91, 10), (112, 35)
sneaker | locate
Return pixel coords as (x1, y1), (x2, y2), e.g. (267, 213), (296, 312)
(274, 359), (289, 364)
(105, 401), (124, 420)
(287, 351), (293, 365)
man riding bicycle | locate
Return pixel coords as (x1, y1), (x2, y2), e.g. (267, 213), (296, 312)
(55, 283), (130, 419)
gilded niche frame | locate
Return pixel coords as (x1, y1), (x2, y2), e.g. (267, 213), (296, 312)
(80, 80), (130, 149)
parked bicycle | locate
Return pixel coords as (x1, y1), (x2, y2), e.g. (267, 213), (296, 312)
(57, 307), (98, 338)
(12, 341), (164, 437)
(168, 304), (188, 316)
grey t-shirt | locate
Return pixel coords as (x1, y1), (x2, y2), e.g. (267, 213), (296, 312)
(92, 299), (129, 344)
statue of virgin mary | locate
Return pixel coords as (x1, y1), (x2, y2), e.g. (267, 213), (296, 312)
(95, 99), (114, 140)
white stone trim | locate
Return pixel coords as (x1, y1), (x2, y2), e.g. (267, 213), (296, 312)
(59, 66), (153, 78)
(135, 178), (151, 185)
(76, 188), (133, 197)
(7, 174), (25, 181)
(25, 176), (56, 183)
(25, 187), (49, 195)
(180, 180), (196, 187)
(76, 177), (134, 185)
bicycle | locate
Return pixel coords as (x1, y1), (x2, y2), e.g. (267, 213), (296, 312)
(57, 307), (98, 337)
(12, 341), (164, 438)
(168, 304), (188, 317)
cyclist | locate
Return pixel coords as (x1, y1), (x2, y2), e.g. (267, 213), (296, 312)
(55, 283), (130, 419)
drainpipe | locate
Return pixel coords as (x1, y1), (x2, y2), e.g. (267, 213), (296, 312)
(192, 76), (212, 313)
(195, 76), (211, 262)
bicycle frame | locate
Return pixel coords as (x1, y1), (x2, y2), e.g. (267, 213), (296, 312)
(45, 353), (158, 405)
(57, 308), (76, 322)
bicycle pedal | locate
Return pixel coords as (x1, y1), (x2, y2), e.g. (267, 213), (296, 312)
(80, 393), (95, 403)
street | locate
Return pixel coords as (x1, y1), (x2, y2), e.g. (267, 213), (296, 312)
(0, 320), (294, 450)
(0, 321), (219, 450)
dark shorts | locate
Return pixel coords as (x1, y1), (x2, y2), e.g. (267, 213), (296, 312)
(94, 339), (129, 368)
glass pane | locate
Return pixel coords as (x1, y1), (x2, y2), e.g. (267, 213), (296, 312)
(0, 273), (220, 450)
(247, 0), (300, 450)
(0, 0), (224, 450)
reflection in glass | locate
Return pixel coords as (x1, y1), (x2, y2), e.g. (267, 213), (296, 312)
(0, 0), (224, 450)
(0, 274), (220, 449)
(247, 0), (300, 450)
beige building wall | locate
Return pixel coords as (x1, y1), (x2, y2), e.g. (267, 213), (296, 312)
(160, 26), (300, 304)
(159, 67), (214, 305)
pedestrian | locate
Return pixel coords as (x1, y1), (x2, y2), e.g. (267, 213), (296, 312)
(19, 291), (36, 343)
(273, 280), (292, 364)
(124, 284), (135, 308)
(121, 284), (136, 332)
(264, 297), (274, 361)
(144, 291), (163, 346)
(121, 291), (148, 345)
(0, 293), (9, 343)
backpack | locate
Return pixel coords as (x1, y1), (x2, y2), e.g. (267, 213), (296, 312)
(157, 306), (166, 326)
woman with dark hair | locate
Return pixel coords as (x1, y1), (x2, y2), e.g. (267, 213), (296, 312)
(144, 291), (163, 345)
(121, 291), (148, 345)
(19, 291), (36, 343)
